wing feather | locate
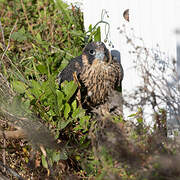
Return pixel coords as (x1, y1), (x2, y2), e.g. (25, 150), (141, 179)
(58, 55), (83, 85)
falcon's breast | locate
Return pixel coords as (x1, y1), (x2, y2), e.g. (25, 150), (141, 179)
(80, 54), (123, 106)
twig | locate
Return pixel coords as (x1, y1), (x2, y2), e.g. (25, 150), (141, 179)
(0, 173), (9, 180)
(20, 0), (34, 35)
(2, 132), (6, 172)
(0, 161), (24, 180)
(73, 72), (82, 107)
(0, 20), (5, 50)
(51, 45), (74, 58)
(3, 54), (30, 87)
(39, 145), (47, 157)
(39, 145), (50, 176)
(1, 19), (18, 62)
(0, 129), (26, 139)
(73, 71), (81, 88)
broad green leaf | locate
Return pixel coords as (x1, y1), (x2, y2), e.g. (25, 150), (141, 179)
(11, 27), (27, 42)
(36, 64), (48, 74)
(137, 118), (143, 124)
(56, 90), (64, 110)
(72, 108), (80, 119)
(80, 115), (90, 131)
(88, 24), (92, 31)
(80, 135), (86, 144)
(94, 26), (101, 42)
(47, 109), (56, 116)
(71, 100), (77, 111)
(59, 150), (68, 160)
(64, 103), (71, 119)
(30, 80), (42, 97)
(63, 81), (77, 101)
(60, 59), (69, 71)
(23, 99), (30, 110)
(41, 155), (48, 169)
(12, 81), (27, 94)
(36, 33), (42, 43)
(31, 80), (41, 90)
(19, 26), (25, 33)
(52, 151), (61, 162)
(128, 113), (137, 117)
(77, 108), (86, 118)
(72, 108), (85, 119)
(41, 83), (51, 95)
(80, 141), (91, 149)
(58, 118), (72, 130)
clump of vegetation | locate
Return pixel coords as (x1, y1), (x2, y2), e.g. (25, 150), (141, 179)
(0, 0), (180, 179)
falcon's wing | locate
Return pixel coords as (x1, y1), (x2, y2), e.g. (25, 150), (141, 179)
(58, 55), (83, 86)
(113, 61), (124, 91)
(110, 50), (124, 89)
(118, 63), (124, 84)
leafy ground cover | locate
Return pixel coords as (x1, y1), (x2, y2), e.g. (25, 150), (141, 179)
(0, 0), (180, 179)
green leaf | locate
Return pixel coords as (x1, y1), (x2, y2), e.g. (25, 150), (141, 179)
(71, 100), (77, 111)
(137, 118), (143, 124)
(11, 27), (27, 42)
(41, 155), (48, 169)
(77, 108), (86, 118)
(64, 103), (71, 119)
(72, 108), (80, 119)
(56, 90), (64, 110)
(88, 24), (92, 31)
(58, 118), (72, 130)
(80, 115), (90, 131)
(94, 26), (101, 42)
(63, 81), (77, 101)
(12, 81), (27, 94)
(36, 64), (48, 74)
(72, 108), (85, 119)
(55, 0), (72, 24)
(47, 109), (56, 116)
(31, 80), (41, 90)
(52, 151), (60, 162)
(128, 113), (137, 117)
(23, 99), (30, 111)
(36, 33), (42, 43)
(59, 150), (68, 160)
(30, 80), (42, 97)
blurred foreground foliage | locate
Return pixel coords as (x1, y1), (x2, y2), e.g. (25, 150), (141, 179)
(0, 0), (180, 179)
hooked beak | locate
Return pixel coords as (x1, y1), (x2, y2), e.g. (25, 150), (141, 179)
(95, 50), (105, 61)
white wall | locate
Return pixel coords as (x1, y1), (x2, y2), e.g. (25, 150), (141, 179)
(130, 0), (177, 127)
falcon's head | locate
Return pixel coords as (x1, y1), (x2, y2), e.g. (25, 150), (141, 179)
(82, 42), (110, 65)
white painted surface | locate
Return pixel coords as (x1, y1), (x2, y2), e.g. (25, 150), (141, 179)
(129, 0), (177, 126)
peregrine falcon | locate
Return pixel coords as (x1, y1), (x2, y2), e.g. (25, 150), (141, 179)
(58, 42), (124, 107)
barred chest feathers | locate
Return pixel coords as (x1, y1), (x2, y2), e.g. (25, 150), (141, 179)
(80, 54), (120, 105)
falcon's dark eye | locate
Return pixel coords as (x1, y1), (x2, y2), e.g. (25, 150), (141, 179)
(89, 49), (96, 55)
